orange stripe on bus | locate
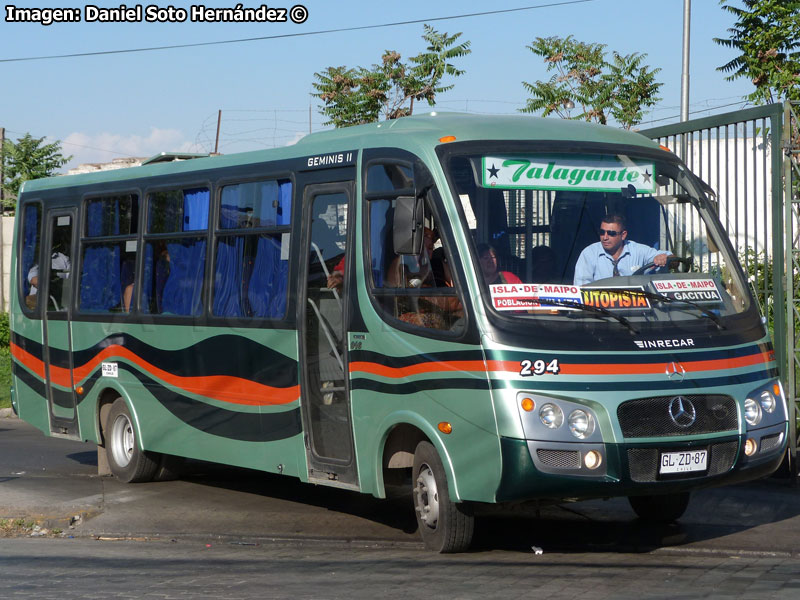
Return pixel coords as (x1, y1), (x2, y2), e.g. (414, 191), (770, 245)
(12, 342), (298, 406)
(349, 360), (493, 378)
(73, 345), (299, 406)
(349, 352), (774, 379)
(546, 352), (773, 376)
(10, 343), (46, 380)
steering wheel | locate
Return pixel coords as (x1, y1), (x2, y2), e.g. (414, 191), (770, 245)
(633, 256), (693, 276)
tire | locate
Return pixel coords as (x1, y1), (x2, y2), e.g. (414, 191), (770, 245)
(105, 398), (159, 483)
(628, 492), (691, 523)
(412, 441), (474, 553)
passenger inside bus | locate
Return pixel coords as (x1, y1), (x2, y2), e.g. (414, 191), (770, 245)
(386, 227), (438, 288)
(573, 214), (669, 285)
(154, 243), (170, 313)
(430, 247), (464, 319)
(121, 257), (135, 312)
(26, 250), (70, 309)
(477, 243), (521, 286)
(326, 256), (344, 291)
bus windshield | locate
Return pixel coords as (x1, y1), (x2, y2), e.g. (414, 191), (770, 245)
(443, 147), (752, 330)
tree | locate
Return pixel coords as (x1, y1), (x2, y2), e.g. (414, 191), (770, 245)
(2, 133), (71, 208)
(520, 36), (663, 129)
(714, 0), (800, 105)
(312, 25), (471, 127)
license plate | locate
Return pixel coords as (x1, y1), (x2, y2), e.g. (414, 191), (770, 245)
(659, 449), (708, 474)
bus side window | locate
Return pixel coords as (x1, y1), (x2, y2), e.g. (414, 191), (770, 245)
(142, 187), (209, 316)
(78, 194), (138, 313)
(366, 162), (464, 333)
(213, 179), (291, 319)
(20, 203), (42, 312)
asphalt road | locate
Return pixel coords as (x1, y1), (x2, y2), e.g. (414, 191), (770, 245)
(3, 416), (800, 557)
(3, 535), (800, 600)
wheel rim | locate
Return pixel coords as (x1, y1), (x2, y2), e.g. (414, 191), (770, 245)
(109, 413), (135, 468)
(414, 463), (439, 529)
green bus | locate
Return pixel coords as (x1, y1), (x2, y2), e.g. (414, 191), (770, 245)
(10, 113), (788, 552)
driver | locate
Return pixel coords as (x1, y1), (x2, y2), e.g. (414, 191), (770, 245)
(573, 214), (669, 285)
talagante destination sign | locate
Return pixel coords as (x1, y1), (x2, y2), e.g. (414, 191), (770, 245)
(482, 156), (657, 193)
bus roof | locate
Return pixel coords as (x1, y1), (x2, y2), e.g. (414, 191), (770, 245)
(20, 112), (662, 194)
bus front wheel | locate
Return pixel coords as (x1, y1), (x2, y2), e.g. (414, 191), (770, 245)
(412, 441), (474, 553)
(628, 492), (690, 523)
(105, 398), (159, 483)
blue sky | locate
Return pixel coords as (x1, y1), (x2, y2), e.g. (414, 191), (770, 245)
(1, 0), (756, 170)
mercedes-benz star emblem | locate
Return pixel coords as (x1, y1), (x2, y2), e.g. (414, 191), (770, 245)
(665, 361), (686, 381)
(668, 396), (697, 428)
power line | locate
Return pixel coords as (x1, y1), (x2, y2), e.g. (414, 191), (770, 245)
(640, 100), (753, 125)
(4, 94), (755, 164)
(0, 0), (595, 63)
(2, 127), (137, 158)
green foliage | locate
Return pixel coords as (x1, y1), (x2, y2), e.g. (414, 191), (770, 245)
(2, 133), (71, 210)
(0, 346), (10, 409)
(742, 248), (777, 330)
(741, 248), (800, 396)
(0, 312), (9, 348)
(520, 35), (663, 129)
(0, 313), (9, 409)
(714, 0), (800, 105)
(312, 25), (471, 127)
(407, 25), (471, 104)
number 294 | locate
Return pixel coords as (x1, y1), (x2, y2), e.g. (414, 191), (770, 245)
(519, 359), (560, 377)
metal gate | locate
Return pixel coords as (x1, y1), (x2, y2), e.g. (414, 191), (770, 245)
(640, 102), (799, 456)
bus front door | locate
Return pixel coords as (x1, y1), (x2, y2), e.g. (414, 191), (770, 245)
(41, 209), (78, 437)
(299, 183), (358, 488)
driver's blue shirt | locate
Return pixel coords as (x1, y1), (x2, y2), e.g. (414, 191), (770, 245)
(573, 240), (668, 286)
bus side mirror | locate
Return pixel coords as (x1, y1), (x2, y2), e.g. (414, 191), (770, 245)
(393, 196), (424, 255)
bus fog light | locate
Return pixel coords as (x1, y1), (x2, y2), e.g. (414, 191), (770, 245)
(568, 409), (594, 439)
(744, 398), (762, 426)
(759, 390), (776, 414)
(583, 450), (602, 470)
(744, 438), (758, 456)
(539, 403), (563, 429)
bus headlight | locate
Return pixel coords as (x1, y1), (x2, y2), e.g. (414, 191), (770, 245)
(758, 390), (776, 414)
(568, 409), (595, 439)
(539, 403), (563, 429)
(744, 397), (762, 426)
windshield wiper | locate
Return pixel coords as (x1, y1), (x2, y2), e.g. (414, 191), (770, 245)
(587, 287), (726, 330)
(530, 297), (639, 335)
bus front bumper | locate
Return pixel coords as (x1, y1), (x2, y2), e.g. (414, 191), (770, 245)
(494, 421), (788, 502)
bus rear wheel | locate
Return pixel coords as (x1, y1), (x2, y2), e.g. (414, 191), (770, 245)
(412, 441), (474, 553)
(628, 492), (690, 523)
(105, 398), (159, 483)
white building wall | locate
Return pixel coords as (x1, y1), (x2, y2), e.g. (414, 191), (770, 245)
(678, 136), (773, 257)
(0, 216), (14, 313)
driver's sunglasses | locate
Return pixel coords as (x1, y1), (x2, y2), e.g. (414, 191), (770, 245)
(598, 228), (622, 237)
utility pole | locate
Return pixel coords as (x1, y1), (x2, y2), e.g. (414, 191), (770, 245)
(214, 110), (222, 154)
(681, 0), (691, 122)
(680, 0), (691, 160)
(0, 127), (5, 312)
